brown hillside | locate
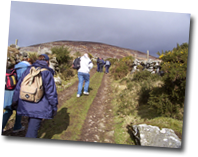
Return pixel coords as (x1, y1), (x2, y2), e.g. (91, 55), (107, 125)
(19, 41), (157, 60)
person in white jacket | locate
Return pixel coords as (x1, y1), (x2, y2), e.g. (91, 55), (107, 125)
(77, 53), (93, 97)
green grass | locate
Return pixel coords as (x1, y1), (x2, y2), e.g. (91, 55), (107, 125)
(56, 74), (78, 93)
(38, 72), (104, 140)
(111, 75), (183, 145)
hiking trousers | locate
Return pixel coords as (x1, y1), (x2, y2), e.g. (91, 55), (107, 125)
(77, 72), (90, 95)
(97, 63), (100, 72)
(105, 65), (110, 73)
(99, 64), (103, 72)
(25, 117), (42, 138)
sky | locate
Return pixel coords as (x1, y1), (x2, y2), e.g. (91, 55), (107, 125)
(8, 1), (191, 57)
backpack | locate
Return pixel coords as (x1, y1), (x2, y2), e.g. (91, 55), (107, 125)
(5, 68), (19, 90)
(106, 61), (110, 65)
(72, 57), (81, 70)
(20, 67), (48, 103)
(98, 59), (103, 64)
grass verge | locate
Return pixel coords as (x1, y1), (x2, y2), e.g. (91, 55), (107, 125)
(112, 74), (183, 145)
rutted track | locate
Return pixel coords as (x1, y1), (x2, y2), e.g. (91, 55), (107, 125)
(78, 73), (115, 143)
(2, 67), (115, 144)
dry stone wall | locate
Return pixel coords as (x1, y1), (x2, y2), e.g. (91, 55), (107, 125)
(131, 59), (161, 74)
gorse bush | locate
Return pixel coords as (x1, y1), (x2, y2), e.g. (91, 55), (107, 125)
(148, 43), (188, 120)
(132, 70), (151, 82)
(111, 56), (134, 80)
(51, 46), (74, 80)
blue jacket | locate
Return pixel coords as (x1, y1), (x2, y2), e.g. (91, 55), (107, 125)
(3, 61), (31, 110)
(102, 60), (105, 65)
(12, 60), (58, 119)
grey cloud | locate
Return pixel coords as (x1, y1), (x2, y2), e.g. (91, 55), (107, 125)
(8, 1), (190, 57)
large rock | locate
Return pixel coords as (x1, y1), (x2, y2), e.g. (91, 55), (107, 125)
(49, 57), (59, 73)
(130, 124), (181, 148)
(54, 76), (62, 85)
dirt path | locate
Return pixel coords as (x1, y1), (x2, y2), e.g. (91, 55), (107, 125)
(78, 73), (115, 143)
(57, 67), (96, 109)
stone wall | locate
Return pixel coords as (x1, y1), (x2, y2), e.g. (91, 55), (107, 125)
(131, 59), (161, 74)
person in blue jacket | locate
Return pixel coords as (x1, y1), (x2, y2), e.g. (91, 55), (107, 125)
(101, 58), (105, 72)
(12, 54), (58, 138)
(2, 52), (31, 133)
(96, 57), (100, 72)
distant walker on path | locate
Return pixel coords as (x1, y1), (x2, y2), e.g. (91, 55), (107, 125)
(105, 60), (111, 74)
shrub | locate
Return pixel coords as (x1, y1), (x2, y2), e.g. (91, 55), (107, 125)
(138, 82), (152, 105)
(88, 53), (93, 59)
(51, 46), (71, 65)
(137, 64), (144, 71)
(59, 64), (75, 80)
(74, 51), (81, 58)
(61, 69), (75, 80)
(28, 52), (38, 63)
(111, 56), (134, 80)
(132, 70), (151, 82)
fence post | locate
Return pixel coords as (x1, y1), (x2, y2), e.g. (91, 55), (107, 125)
(147, 50), (149, 60)
(38, 46), (41, 53)
(15, 39), (18, 46)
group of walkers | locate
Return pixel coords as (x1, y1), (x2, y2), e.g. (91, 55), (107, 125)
(97, 57), (111, 74)
(2, 52), (111, 138)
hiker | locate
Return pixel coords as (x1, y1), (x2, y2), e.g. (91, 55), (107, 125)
(2, 52), (32, 133)
(98, 58), (104, 73)
(77, 53), (93, 97)
(96, 57), (100, 72)
(105, 60), (111, 74)
(12, 54), (58, 138)
(101, 58), (105, 72)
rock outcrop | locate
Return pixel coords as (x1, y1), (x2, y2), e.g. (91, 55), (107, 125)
(128, 124), (181, 148)
(54, 76), (62, 85)
(49, 57), (59, 73)
(7, 47), (23, 69)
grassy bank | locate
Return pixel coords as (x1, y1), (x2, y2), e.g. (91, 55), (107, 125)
(112, 72), (183, 145)
(38, 72), (104, 140)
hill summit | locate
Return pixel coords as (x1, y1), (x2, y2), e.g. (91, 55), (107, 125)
(19, 40), (157, 60)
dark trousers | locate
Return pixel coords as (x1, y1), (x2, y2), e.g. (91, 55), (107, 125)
(25, 117), (42, 138)
(99, 64), (103, 72)
(105, 65), (110, 73)
(97, 63), (100, 72)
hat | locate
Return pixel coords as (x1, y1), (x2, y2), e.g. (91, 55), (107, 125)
(41, 54), (49, 61)
(84, 53), (88, 58)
